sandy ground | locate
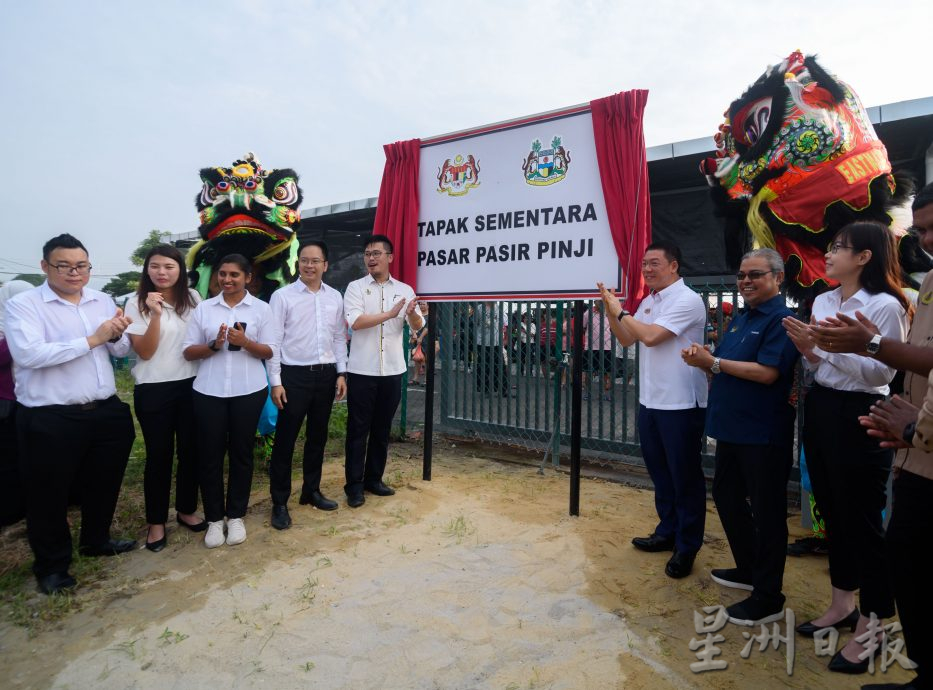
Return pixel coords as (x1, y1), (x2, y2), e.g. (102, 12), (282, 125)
(0, 441), (916, 689)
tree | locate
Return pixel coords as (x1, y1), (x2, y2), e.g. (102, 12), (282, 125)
(11, 273), (44, 286)
(131, 229), (171, 267)
(102, 271), (141, 297)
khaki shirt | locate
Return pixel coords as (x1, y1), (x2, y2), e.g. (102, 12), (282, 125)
(897, 271), (933, 479)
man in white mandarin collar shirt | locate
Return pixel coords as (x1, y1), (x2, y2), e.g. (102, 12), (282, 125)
(343, 234), (423, 508)
(5, 234), (137, 595)
(267, 240), (348, 529)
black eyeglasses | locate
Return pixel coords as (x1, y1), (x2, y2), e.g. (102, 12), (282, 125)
(50, 263), (92, 275)
(736, 270), (773, 281)
(828, 242), (855, 254)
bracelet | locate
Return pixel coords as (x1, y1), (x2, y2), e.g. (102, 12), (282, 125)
(903, 421), (917, 445)
(616, 309), (630, 322)
(208, 339), (219, 352)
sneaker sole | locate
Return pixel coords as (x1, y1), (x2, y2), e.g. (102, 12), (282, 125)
(226, 535), (246, 546)
(710, 572), (754, 591)
(728, 609), (784, 627)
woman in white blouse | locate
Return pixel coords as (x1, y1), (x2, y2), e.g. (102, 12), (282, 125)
(125, 246), (203, 552)
(183, 254), (273, 549)
(784, 221), (910, 674)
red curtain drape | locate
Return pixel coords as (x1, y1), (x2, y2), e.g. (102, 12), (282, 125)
(373, 138), (422, 290)
(590, 90), (651, 312)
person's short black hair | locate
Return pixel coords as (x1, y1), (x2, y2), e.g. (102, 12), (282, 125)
(644, 240), (682, 268)
(912, 182), (933, 213)
(365, 234), (394, 254)
(43, 233), (88, 261)
(218, 253), (252, 275)
(298, 240), (329, 262)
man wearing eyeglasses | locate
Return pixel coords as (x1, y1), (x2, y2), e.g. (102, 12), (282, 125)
(5, 234), (137, 595)
(342, 234), (423, 508)
(682, 248), (799, 627)
(598, 240), (708, 580)
(267, 240), (348, 529)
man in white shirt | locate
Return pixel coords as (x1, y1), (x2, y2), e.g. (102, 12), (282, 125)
(267, 241), (348, 529)
(5, 234), (137, 595)
(343, 235), (423, 508)
(599, 241), (709, 579)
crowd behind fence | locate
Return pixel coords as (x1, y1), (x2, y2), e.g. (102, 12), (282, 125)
(396, 278), (803, 500)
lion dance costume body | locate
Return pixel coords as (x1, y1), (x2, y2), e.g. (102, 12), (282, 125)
(701, 50), (931, 302)
(187, 152), (304, 461)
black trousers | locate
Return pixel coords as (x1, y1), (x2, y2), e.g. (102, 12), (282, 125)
(0, 402), (25, 526)
(712, 440), (793, 606)
(887, 470), (932, 688)
(134, 378), (199, 524)
(803, 384), (895, 618)
(269, 365), (338, 505)
(193, 388), (266, 523)
(16, 397), (135, 578)
(344, 373), (402, 496)
(637, 404), (707, 553)
(475, 344), (507, 394)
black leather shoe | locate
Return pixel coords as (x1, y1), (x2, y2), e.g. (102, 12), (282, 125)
(664, 550), (696, 579)
(631, 533), (675, 553)
(828, 645), (880, 674)
(271, 504), (292, 530)
(796, 609), (859, 638)
(176, 514), (208, 532)
(347, 493), (366, 508)
(860, 683), (917, 689)
(145, 526), (167, 553)
(299, 491), (338, 511)
(364, 481), (396, 496)
(36, 572), (77, 595)
(79, 538), (137, 557)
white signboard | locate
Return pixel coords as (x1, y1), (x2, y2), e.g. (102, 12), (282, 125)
(416, 106), (621, 300)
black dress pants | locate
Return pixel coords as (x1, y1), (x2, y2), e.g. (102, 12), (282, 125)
(16, 397), (135, 578)
(134, 377), (199, 524)
(270, 365), (338, 505)
(0, 403), (25, 526)
(803, 384), (895, 618)
(712, 439), (793, 606)
(887, 470), (932, 688)
(344, 373), (402, 497)
(193, 388), (266, 523)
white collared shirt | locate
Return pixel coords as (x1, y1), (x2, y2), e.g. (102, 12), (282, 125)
(633, 278), (708, 410)
(267, 279), (348, 386)
(5, 283), (131, 407)
(345, 275), (421, 376)
(183, 292), (273, 398)
(807, 287), (907, 394)
(124, 290), (201, 385)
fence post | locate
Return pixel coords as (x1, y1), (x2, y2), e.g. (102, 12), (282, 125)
(398, 321), (409, 438)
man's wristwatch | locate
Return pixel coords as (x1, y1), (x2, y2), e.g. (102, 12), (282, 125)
(866, 334), (883, 355)
(208, 339), (220, 352)
(711, 357), (722, 375)
(616, 309), (631, 321)
(903, 421), (917, 445)
(336, 372), (347, 378)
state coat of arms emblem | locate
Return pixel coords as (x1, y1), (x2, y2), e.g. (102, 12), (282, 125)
(437, 154), (480, 196)
(523, 136), (571, 186)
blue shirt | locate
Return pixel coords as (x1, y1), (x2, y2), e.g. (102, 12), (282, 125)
(705, 294), (800, 446)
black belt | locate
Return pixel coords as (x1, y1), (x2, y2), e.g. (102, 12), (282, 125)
(283, 362), (337, 372)
(42, 395), (119, 412)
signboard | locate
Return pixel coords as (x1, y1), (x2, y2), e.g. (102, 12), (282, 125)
(416, 105), (621, 300)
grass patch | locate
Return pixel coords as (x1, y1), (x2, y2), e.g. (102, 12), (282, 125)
(442, 514), (476, 544)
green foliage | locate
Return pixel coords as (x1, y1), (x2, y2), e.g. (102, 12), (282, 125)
(531, 139), (542, 153)
(131, 230), (171, 267)
(328, 403), (348, 439)
(101, 271), (141, 297)
(11, 273), (44, 286)
(551, 136), (562, 149)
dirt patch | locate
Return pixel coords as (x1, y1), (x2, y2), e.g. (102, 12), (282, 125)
(0, 442), (915, 688)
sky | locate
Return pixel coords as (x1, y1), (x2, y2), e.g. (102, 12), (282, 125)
(1, 0), (931, 286)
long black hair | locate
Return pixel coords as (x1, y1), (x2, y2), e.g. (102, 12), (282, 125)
(834, 221), (912, 318)
(137, 245), (197, 317)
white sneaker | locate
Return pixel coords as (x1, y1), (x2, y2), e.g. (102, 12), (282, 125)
(204, 520), (225, 548)
(226, 518), (246, 546)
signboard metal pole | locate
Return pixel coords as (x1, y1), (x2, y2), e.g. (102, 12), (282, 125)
(570, 300), (583, 516)
(422, 306), (437, 481)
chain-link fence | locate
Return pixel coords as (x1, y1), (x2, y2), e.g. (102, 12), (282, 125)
(396, 279), (803, 499)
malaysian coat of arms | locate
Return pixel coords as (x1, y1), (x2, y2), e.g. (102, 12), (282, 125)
(523, 136), (571, 186)
(437, 154), (480, 196)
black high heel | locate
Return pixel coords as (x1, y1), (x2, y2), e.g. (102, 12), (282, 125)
(827, 642), (882, 674)
(795, 608), (859, 637)
(176, 514), (208, 533)
(145, 525), (167, 553)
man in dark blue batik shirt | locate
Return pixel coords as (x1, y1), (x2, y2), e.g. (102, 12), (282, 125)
(682, 248), (800, 627)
